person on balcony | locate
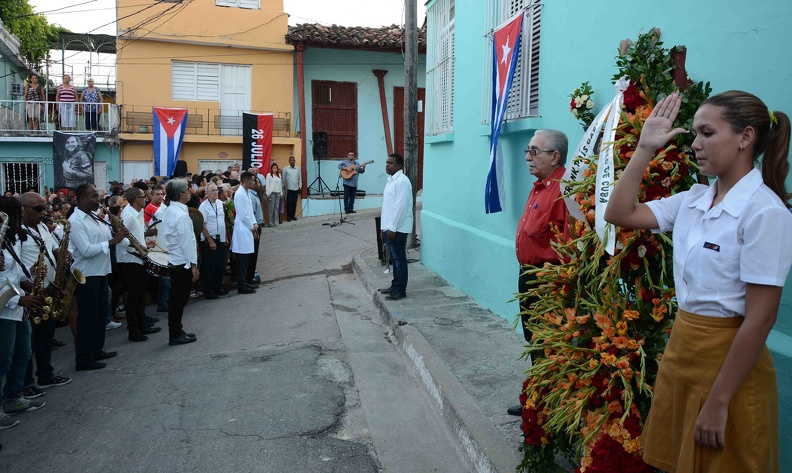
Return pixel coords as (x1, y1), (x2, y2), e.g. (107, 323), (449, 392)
(80, 79), (103, 131)
(56, 75), (77, 131)
(23, 75), (44, 131)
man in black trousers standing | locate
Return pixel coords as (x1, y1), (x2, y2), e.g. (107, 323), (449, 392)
(69, 184), (127, 370)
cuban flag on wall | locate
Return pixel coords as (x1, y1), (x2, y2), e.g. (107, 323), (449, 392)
(152, 107), (188, 177)
(485, 12), (524, 214)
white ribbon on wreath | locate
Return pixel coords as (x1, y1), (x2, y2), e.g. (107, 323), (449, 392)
(561, 77), (630, 255)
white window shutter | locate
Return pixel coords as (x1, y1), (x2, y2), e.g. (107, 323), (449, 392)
(427, 0), (455, 135)
(215, 0), (237, 6)
(196, 63), (220, 101)
(172, 61), (197, 100)
(239, 0), (259, 8)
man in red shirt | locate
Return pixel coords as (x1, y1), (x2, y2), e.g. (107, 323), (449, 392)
(509, 129), (569, 416)
(144, 184), (165, 225)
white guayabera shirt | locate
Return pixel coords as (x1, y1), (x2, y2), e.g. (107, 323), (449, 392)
(381, 170), (413, 234)
(646, 168), (792, 318)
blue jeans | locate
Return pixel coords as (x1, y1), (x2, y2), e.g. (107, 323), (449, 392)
(343, 185), (356, 213)
(158, 276), (171, 310)
(0, 318), (32, 400)
(384, 231), (408, 296)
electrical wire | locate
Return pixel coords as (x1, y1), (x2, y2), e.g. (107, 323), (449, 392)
(115, 0), (191, 54)
(5, 0), (99, 19)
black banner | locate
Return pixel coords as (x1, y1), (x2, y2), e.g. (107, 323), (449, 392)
(242, 113), (273, 171)
(53, 131), (95, 190)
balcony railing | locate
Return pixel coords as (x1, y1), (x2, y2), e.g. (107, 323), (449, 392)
(0, 100), (120, 137)
(119, 105), (294, 137)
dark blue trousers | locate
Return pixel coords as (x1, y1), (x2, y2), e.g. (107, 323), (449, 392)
(385, 232), (408, 296)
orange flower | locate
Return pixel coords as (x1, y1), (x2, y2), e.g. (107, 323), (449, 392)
(576, 315), (591, 325)
(622, 309), (640, 321)
(615, 320), (628, 335)
(601, 353), (617, 366)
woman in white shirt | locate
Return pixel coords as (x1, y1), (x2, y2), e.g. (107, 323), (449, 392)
(264, 163), (283, 227)
(606, 90), (792, 473)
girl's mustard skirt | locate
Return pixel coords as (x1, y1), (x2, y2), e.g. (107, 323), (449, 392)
(642, 310), (778, 473)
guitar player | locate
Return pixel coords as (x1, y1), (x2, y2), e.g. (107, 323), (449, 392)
(337, 152), (368, 214)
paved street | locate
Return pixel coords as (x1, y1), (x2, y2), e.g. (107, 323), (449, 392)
(1, 211), (468, 473)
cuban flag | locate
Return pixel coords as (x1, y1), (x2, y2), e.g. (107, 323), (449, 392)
(153, 107), (188, 177)
(485, 12), (524, 214)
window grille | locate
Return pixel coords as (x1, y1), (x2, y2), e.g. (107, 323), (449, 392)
(427, 0), (455, 135)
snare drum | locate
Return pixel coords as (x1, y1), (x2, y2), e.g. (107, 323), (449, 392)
(144, 251), (170, 277)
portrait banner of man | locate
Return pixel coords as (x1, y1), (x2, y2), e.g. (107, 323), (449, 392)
(53, 131), (95, 189)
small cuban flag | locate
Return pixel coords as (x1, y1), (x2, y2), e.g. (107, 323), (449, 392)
(485, 12), (524, 214)
(152, 107), (188, 177)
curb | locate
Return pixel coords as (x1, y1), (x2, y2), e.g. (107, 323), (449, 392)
(352, 255), (520, 473)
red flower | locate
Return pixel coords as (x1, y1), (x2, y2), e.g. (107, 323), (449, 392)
(623, 82), (645, 113)
(570, 98), (577, 110)
(586, 434), (652, 473)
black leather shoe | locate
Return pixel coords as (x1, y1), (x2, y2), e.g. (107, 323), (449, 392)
(169, 335), (197, 346)
(238, 286), (256, 294)
(378, 287), (392, 294)
(143, 326), (162, 335)
(129, 334), (149, 342)
(184, 332), (197, 340)
(96, 351), (118, 360)
(145, 316), (159, 325)
(507, 405), (523, 416)
(386, 294), (406, 301)
(76, 361), (106, 371)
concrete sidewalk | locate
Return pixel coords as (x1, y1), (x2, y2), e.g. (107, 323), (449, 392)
(353, 247), (527, 473)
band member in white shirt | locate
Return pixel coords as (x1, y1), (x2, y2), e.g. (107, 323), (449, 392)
(118, 187), (161, 342)
(161, 179), (198, 346)
(0, 196), (46, 419)
(606, 91), (792, 472)
(20, 192), (71, 393)
(231, 172), (259, 294)
(283, 155), (301, 221)
(198, 183), (227, 299)
(69, 184), (127, 371)
(379, 153), (413, 300)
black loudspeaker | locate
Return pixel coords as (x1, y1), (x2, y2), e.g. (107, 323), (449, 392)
(312, 132), (328, 159)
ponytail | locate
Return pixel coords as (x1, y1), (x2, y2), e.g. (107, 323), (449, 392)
(703, 91), (791, 205)
(762, 111), (791, 205)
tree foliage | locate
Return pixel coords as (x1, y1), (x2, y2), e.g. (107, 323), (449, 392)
(0, 0), (70, 67)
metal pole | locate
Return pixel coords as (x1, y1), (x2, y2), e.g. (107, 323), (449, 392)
(404, 0), (419, 248)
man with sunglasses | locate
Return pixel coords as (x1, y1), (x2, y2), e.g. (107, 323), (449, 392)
(508, 130), (570, 417)
(19, 192), (71, 397)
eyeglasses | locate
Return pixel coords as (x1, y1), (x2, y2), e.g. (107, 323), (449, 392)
(525, 148), (556, 157)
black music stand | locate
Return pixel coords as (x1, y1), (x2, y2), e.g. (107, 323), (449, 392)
(323, 174), (354, 228)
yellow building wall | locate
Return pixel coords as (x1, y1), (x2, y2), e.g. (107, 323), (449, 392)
(116, 0), (289, 51)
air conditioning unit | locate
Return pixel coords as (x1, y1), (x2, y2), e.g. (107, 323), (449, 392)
(10, 83), (23, 98)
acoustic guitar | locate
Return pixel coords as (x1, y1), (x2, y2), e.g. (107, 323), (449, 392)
(340, 160), (375, 180)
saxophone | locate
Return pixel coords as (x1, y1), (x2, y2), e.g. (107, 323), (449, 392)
(28, 243), (51, 325)
(50, 219), (85, 322)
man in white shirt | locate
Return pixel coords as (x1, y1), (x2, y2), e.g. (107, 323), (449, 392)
(20, 192), (71, 393)
(198, 183), (227, 299)
(283, 155), (301, 221)
(160, 179), (199, 346)
(118, 187), (161, 342)
(0, 196), (46, 420)
(379, 153), (413, 300)
(231, 172), (259, 294)
(69, 184), (127, 371)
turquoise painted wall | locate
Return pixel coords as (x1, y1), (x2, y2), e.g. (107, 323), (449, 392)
(0, 53), (26, 102)
(423, 0), (792, 465)
(0, 140), (121, 190)
(299, 48), (426, 195)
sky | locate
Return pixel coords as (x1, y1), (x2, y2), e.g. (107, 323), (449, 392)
(27, 0), (425, 86)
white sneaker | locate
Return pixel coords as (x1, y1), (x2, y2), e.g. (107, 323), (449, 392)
(0, 413), (20, 430)
(105, 321), (122, 331)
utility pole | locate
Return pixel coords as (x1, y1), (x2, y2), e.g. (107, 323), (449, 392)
(404, 0), (419, 248)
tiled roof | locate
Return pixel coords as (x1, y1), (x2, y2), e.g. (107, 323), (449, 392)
(286, 23), (426, 52)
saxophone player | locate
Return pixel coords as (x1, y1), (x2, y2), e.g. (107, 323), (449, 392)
(0, 197), (47, 421)
(117, 187), (160, 342)
(69, 184), (128, 371)
(19, 192), (71, 396)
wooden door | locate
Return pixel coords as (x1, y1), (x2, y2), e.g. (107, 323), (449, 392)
(393, 87), (426, 190)
(312, 81), (357, 159)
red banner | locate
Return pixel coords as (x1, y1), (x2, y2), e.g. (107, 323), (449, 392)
(242, 113), (273, 171)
